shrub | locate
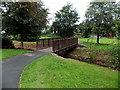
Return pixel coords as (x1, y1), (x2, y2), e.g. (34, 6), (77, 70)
(12, 34), (21, 41)
(108, 41), (120, 70)
(12, 34), (38, 42)
(87, 52), (96, 63)
(2, 37), (14, 49)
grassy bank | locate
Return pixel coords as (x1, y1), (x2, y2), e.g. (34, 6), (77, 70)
(1, 49), (31, 60)
(20, 55), (118, 88)
(68, 38), (119, 70)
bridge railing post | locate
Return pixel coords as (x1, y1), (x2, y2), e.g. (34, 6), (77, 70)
(36, 39), (38, 50)
(48, 39), (50, 47)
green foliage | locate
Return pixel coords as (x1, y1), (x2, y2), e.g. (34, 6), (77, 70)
(51, 3), (79, 37)
(41, 25), (52, 35)
(86, 39), (96, 63)
(13, 34), (39, 42)
(79, 21), (92, 38)
(82, 2), (117, 43)
(108, 41), (120, 70)
(12, 35), (21, 41)
(117, 26), (120, 39)
(87, 52), (96, 63)
(2, 2), (48, 48)
(20, 55), (118, 88)
(113, 4), (120, 39)
(2, 37), (14, 49)
(77, 38), (119, 70)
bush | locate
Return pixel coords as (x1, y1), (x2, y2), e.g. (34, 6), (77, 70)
(108, 41), (120, 70)
(13, 34), (38, 42)
(2, 37), (14, 49)
(87, 52), (96, 63)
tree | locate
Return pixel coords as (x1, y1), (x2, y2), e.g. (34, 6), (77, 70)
(51, 3), (79, 37)
(79, 21), (93, 38)
(114, 3), (120, 39)
(84, 2), (116, 43)
(2, 2), (48, 48)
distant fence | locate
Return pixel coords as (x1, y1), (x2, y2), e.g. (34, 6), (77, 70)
(52, 38), (78, 54)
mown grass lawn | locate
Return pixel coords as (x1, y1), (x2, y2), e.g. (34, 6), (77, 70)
(13, 41), (36, 44)
(40, 35), (61, 39)
(78, 38), (119, 51)
(20, 55), (118, 88)
(78, 38), (118, 44)
(0, 49), (31, 60)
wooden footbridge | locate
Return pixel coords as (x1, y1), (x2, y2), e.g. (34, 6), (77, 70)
(36, 37), (78, 54)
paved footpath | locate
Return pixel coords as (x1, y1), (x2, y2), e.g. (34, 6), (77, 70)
(2, 48), (52, 88)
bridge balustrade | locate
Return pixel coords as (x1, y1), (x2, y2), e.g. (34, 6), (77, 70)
(36, 37), (78, 54)
(52, 38), (78, 53)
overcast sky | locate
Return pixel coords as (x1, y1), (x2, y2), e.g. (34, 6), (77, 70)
(42, 0), (119, 25)
(2, 0), (120, 24)
(43, 0), (91, 24)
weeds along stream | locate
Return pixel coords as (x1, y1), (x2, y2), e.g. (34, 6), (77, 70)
(58, 45), (119, 71)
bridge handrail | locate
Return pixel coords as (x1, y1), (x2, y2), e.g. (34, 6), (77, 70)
(52, 38), (78, 53)
(36, 37), (66, 49)
(36, 37), (78, 53)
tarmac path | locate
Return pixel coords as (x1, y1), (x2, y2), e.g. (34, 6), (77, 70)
(2, 48), (52, 88)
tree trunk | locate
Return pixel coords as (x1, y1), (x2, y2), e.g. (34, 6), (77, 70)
(20, 34), (24, 49)
(97, 33), (100, 44)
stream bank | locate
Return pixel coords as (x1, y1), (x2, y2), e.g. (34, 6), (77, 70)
(58, 45), (119, 71)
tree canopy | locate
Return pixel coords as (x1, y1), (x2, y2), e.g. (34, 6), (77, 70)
(2, 2), (48, 48)
(51, 3), (79, 37)
(82, 2), (118, 43)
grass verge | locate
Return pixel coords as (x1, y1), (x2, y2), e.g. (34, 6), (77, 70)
(0, 49), (31, 60)
(20, 55), (118, 88)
